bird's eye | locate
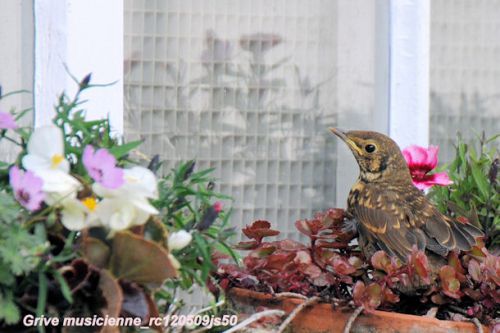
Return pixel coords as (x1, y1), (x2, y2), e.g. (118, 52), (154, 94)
(365, 144), (376, 153)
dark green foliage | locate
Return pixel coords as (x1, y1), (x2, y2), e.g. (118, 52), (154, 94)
(428, 134), (499, 248)
(154, 161), (237, 308)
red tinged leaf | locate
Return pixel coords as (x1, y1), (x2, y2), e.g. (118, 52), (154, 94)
(383, 287), (400, 304)
(352, 281), (366, 307)
(312, 272), (335, 287)
(468, 259), (482, 282)
(234, 240), (260, 250)
(278, 239), (307, 251)
(242, 220), (280, 243)
(439, 265), (463, 299)
(483, 252), (500, 286)
(463, 287), (482, 301)
(294, 250), (313, 265)
(408, 247), (431, 284)
(331, 256), (356, 276)
(448, 252), (465, 274)
(321, 208), (345, 224)
(302, 264), (322, 278)
(315, 239), (350, 249)
(352, 281), (383, 310)
(371, 251), (402, 277)
(468, 239), (487, 258)
(295, 218), (325, 238)
(219, 278), (230, 290)
(251, 244), (277, 258)
(365, 284), (384, 308)
(265, 252), (296, 270)
(348, 256), (363, 270)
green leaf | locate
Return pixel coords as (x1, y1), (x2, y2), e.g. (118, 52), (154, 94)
(52, 269), (73, 304)
(0, 263), (15, 285)
(109, 140), (143, 159)
(0, 191), (20, 223)
(0, 292), (20, 324)
(36, 271), (48, 333)
(471, 163), (489, 198)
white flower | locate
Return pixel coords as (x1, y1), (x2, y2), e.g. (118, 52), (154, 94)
(60, 197), (100, 231)
(22, 126), (80, 205)
(94, 198), (151, 231)
(23, 126), (69, 172)
(92, 166), (159, 231)
(168, 230), (193, 250)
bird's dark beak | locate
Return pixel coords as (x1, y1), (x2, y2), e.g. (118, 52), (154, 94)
(329, 128), (363, 155)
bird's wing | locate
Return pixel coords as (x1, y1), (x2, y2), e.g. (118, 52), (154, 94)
(353, 185), (426, 261)
(355, 185), (483, 261)
(411, 193), (483, 252)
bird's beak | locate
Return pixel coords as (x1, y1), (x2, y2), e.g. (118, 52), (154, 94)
(329, 128), (363, 155)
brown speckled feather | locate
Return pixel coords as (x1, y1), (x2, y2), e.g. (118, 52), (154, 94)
(332, 128), (483, 262)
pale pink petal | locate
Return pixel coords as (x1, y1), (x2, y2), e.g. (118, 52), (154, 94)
(426, 172), (453, 187)
(9, 166), (45, 211)
(83, 145), (124, 189)
(95, 148), (117, 167)
(102, 167), (125, 189)
(426, 146), (439, 169)
(9, 166), (21, 189)
(412, 180), (430, 191)
(82, 145), (95, 168)
(0, 112), (18, 129)
(402, 149), (413, 165)
(410, 145), (429, 166)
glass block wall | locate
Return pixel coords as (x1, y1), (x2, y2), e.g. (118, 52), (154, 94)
(430, 0), (500, 162)
(124, 0), (340, 240)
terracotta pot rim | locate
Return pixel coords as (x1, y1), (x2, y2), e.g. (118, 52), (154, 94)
(228, 287), (490, 332)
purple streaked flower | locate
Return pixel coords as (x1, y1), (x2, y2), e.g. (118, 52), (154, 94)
(82, 145), (124, 189)
(0, 111), (17, 130)
(9, 166), (45, 211)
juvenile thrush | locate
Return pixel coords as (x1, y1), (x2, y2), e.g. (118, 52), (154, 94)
(330, 128), (483, 263)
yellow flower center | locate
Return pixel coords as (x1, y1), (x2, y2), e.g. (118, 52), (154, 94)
(51, 154), (64, 169)
(81, 197), (97, 212)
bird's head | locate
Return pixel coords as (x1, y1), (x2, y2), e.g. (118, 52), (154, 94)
(330, 128), (412, 183)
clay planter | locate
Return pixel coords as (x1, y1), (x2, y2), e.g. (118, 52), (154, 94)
(228, 288), (489, 333)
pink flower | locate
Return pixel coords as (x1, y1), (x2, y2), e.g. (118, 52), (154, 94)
(213, 201), (223, 213)
(402, 145), (453, 191)
(9, 166), (45, 211)
(0, 111), (17, 129)
(82, 145), (124, 189)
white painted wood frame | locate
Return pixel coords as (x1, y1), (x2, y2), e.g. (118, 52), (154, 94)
(388, 0), (430, 148)
(33, 0), (124, 134)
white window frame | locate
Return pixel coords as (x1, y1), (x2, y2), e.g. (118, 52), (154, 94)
(33, 0), (124, 134)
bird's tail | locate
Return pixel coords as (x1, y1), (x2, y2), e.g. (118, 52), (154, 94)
(450, 219), (484, 251)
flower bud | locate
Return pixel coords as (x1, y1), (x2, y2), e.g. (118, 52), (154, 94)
(168, 230), (192, 250)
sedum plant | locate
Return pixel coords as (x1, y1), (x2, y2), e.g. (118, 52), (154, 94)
(215, 209), (499, 329)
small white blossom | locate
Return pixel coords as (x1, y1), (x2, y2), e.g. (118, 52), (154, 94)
(168, 230), (193, 251)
